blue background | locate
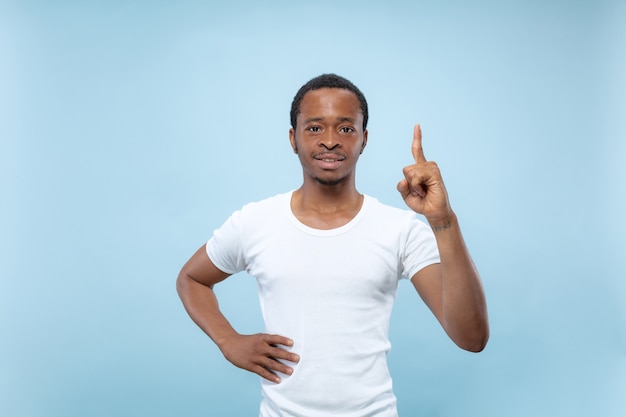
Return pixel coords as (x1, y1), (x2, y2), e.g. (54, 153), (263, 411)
(1, 1), (625, 416)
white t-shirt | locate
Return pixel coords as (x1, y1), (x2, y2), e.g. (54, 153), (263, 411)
(206, 191), (440, 417)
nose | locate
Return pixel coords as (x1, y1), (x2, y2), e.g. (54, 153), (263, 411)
(319, 131), (341, 150)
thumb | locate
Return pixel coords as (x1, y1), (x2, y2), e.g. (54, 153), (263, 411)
(397, 179), (410, 197)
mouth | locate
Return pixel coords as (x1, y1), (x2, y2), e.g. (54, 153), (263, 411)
(313, 153), (346, 170)
(314, 153), (346, 162)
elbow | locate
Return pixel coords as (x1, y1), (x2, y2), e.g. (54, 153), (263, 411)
(456, 325), (490, 353)
(176, 273), (184, 299)
(176, 269), (215, 298)
(461, 333), (489, 353)
(447, 317), (490, 353)
(176, 270), (192, 298)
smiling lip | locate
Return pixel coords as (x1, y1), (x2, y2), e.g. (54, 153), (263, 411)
(314, 153), (345, 162)
(314, 153), (345, 169)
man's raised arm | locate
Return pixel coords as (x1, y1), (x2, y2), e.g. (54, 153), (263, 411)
(397, 124), (489, 352)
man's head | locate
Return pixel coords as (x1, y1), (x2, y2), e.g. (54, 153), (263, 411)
(290, 74), (368, 131)
(288, 75), (368, 187)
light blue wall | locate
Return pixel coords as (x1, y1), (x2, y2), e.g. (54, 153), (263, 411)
(1, 1), (624, 416)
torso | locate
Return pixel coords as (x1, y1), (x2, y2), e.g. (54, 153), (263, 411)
(206, 191), (441, 416)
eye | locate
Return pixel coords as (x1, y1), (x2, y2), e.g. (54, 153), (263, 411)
(340, 126), (355, 133)
(306, 126), (321, 133)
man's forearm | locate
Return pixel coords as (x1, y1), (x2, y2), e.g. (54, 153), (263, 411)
(176, 273), (238, 349)
(177, 272), (300, 382)
(431, 213), (489, 352)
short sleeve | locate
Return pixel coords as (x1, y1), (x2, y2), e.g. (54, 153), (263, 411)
(400, 216), (441, 279)
(205, 209), (246, 275)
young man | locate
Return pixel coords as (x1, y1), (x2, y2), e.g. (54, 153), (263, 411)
(177, 74), (489, 416)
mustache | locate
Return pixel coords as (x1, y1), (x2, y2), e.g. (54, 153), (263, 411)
(313, 151), (346, 160)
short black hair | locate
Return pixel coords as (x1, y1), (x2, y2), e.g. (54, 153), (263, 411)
(290, 73), (368, 130)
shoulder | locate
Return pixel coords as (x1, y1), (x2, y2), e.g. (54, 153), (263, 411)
(229, 191), (292, 226)
(363, 195), (419, 222)
(362, 195), (433, 235)
(238, 191), (291, 213)
(212, 191), (291, 240)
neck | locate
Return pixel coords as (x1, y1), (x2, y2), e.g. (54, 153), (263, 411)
(295, 178), (362, 213)
(291, 183), (364, 230)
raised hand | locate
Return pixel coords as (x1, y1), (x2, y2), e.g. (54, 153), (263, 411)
(397, 124), (453, 227)
(219, 333), (300, 384)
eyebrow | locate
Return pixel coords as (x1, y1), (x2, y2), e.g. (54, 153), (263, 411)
(303, 116), (356, 124)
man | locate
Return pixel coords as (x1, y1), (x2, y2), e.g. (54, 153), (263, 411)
(177, 74), (489, 416)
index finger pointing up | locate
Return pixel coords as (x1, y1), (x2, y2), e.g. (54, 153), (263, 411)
(411, 124), (426, 163)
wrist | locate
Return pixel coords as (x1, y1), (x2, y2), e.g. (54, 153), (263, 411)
(428, 212), (457, 233)
(213, 328), (240, 352)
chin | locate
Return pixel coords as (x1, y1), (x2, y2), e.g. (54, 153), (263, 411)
(314, 176), (345, 186)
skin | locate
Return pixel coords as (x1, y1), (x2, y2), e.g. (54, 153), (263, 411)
(398, 124), (489, 352)
(288, 88), (368, 229)
(176, 87), (489, 385)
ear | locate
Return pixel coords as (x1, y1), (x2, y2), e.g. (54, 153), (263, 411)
(360, 129), (368, 154)
(289, 128), (298, 154)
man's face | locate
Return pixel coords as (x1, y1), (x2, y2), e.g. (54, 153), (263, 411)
(289, 88), (368, 186)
